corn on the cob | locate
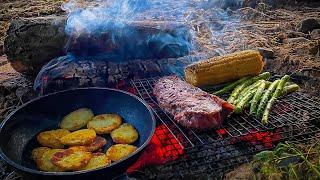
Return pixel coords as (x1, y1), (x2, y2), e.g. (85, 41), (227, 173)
(185, 50), (264, 87)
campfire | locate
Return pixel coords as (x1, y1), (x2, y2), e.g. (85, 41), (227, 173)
(0, 0), (320, 179)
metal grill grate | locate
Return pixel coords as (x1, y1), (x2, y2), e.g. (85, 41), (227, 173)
(130, 77), (320, 177)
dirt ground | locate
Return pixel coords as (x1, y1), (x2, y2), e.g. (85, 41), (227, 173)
(0, 0), (319, 121)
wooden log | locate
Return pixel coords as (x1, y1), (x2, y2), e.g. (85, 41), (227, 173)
(4, 16), (192, 76)
(34, 53), (212, 95)
(4, 16), (67, 76)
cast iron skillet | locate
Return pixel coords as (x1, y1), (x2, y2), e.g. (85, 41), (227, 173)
(0, 88), (156, 180)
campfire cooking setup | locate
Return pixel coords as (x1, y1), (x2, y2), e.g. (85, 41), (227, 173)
(0, 0), (320, 179)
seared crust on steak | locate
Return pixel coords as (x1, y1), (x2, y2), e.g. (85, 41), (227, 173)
(153, 76), (234, 129)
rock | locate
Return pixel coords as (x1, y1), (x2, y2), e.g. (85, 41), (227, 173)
(213, 48), (227, 56)
(0, 55), (7, 66)
(257, 47), (274, 59)
(308, 41), (319, 55)
(311, 29), (320, 40)
(242, 0), (257, 8)
(219, 0), (243, 10)
(0, 44), (3, 55)
(224, 163), (253, 180)
(275, 33), (287, 43)
(287, 30), (309, 38)
(288, 37), (309, 44)
(15, 87), (36, 103)
(296, 18), (320, 34)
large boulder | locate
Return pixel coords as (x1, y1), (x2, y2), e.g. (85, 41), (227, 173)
(311, 29), (320, 40)
(296, 18), (320, 34)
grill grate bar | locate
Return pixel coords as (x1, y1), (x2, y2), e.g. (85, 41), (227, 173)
(283, 98), (320, 118)
(243, 111), (269, 129)
(292, 93), (320, 109)
(282, 102), (319, 120)
(240, 114), (262, 131)
(227, 116), (254, 135)
(276, 107), (309, 125)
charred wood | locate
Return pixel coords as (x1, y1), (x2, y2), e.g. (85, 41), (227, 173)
(34, 53), (214, 95)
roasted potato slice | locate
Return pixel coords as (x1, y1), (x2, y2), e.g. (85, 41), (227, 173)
(69, 136), (107, 152)
(37, 129), (70, 148)
(111, 123), (139, 144)
(60, 108), (94, 131)
(85, 136), (107, 152)
(51, 149), (92, 171)
(37, 149), (65, 172)
(60, 129), (96, 146)
(68, 146), (88, 152)
(87, 114), (122, 134)
(31, 147), (51, 164)
(106, 144), (137, 162)
(81, 153), (111, 170)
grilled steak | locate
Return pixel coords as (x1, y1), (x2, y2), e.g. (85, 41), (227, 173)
(153, 75), (234, 129)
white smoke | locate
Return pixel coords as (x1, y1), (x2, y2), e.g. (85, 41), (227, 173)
(62, 0), (243, 36)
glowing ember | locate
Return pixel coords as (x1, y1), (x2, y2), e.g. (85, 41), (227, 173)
(216, 128), (228, 137)
(127, 124), (184, 173)
(236, 130), (281, 149)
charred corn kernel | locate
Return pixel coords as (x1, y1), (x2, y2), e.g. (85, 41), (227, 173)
(184, 50), (264, 87)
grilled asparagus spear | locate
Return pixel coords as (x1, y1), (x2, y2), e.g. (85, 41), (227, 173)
(256, 79), (280, 118)
(213, 76), (251, 95)
(250, 80), (268, 115)
(285, 82), (291, 86)
(265, 81), (272, 88)
(234, 83), (261, 114)
(234, 80), (263, 105)
(281, 84), (300, 96)
(261, 75), (290, 124)
(227, 72), (271, 104)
